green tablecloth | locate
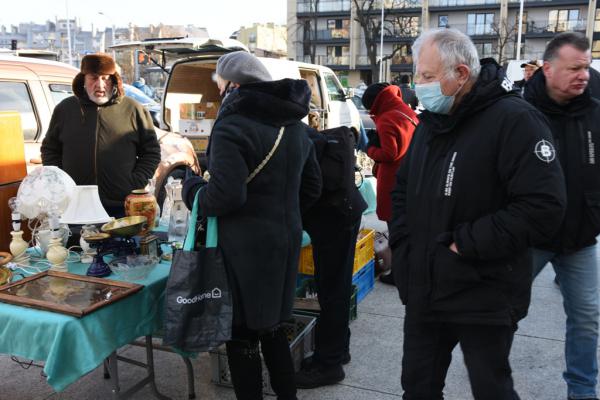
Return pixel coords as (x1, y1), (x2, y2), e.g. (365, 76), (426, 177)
(0, 257), (170, 392)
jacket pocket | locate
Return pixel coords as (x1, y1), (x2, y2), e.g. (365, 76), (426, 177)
(391, 240), (409, 304)
(429, 243), (481, 304)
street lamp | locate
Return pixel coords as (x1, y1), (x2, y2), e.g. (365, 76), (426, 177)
(98, 11), (115, 55)
(515, 0), (524, 60)
(379, 0), (385, 82)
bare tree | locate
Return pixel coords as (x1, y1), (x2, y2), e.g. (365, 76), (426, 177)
(352, 0), (419, 83)
(491, 19), (519, 66)
(293, 0), (320, 64)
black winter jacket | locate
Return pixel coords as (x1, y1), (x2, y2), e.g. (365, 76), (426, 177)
(524, 71), (600, 253)
(41, 91), (160, 209)
(389, 60), (566, 325)
(184, 79), (322, 331)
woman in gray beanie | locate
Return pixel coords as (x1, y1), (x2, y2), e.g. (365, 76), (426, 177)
(183, 51), (322, 400)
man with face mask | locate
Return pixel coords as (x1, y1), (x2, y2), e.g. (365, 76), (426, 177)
(388, 28), (567, 399)
(41, 53), (160, 217)
(524, 32), (600, 400)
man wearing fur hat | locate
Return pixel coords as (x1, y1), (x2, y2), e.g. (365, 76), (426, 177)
(41, 53), (161, 216)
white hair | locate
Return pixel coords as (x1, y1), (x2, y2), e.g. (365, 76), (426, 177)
(412, 28), (481, 80)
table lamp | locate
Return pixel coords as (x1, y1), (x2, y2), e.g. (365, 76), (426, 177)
(60, 185), (111, 264)
(7, 197), (29, 265)
(16, 166), (76, 272)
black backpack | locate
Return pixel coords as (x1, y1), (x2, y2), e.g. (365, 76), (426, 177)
(308, 126), (360, 214)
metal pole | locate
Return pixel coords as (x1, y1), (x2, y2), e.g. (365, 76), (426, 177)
(379, 0), (384, 81)
(65, 0), (73, 65)
(516, 0), (524, 60)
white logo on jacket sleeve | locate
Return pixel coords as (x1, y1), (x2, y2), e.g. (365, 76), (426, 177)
(534, 140), (556, 163)
(501, 77), (513, 92)
(444, 152), (458, 197)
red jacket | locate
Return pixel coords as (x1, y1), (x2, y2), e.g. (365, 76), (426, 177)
(367, 85), (418, 221)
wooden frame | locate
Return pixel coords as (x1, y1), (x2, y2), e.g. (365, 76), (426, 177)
(0, 270), (143, 317)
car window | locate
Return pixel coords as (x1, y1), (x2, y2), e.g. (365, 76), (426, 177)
(352, 95), (366, 111)
(323, 73), (345, 102)
(0, 81), (39, 141)
(48, 83), (73, 105)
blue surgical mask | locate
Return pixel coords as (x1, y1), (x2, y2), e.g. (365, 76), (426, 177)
(415, 81), (462, 115)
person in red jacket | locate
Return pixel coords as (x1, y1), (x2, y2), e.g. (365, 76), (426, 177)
(362, 83), (418, 283)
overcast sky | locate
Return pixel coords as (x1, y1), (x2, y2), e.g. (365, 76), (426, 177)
(0, 0), (287, 39)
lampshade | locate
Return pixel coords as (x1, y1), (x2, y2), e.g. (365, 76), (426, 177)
(60, 185), (111, 225)
(16, 166), (76, 219)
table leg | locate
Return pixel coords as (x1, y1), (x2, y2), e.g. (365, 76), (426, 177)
(105, 335), (171, 400)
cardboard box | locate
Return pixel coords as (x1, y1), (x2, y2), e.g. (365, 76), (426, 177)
(179, 119), (214, 135)
(179, 102), (220, 120)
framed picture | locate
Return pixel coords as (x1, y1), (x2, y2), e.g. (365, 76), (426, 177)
(0, 270), (143, 317)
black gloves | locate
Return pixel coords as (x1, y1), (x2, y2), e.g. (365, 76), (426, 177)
(182, 175), (208, 211)
(366, 129), (381, 148)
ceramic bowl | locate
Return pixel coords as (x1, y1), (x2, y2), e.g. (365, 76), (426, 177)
(108, 254), (158, 280)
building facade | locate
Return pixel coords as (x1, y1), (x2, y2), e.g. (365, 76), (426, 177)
(233, 22), (288, 57)
(288, 0), (600, 86)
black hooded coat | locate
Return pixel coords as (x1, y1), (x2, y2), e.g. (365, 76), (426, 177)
(184, 79), (322, 331)
(389, 60), (566, 325)
(524, 69), (600, 253)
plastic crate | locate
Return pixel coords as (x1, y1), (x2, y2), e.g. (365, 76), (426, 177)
(209, 314), (316, 395)
(352, 259), (375, 303)
(298, 229), (375, 276)
(294, 279), (358, 322)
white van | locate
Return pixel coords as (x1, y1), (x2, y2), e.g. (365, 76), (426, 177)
(111, 38), (361, 168)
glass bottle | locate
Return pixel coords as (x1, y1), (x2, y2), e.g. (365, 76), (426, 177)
(168, 181), (189, 244)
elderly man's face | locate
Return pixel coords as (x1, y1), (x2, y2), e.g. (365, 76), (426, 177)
(543, 44), (591, 103)
(523, 65), (538, 81)
(84, 73), (113, 105)
(414, 42), (464, 98)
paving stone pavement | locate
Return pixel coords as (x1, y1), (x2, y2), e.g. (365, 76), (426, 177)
(1, 233), (598, 400)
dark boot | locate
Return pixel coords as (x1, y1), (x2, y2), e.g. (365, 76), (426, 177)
(226, 339), (263, 400)
(260, 328), (298, 400)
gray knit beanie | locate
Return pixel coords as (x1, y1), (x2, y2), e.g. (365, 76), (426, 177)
(216, 51), (272, 85)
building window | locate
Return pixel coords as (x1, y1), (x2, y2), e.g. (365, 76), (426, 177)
(326, 19), (349, 39)
(467, 13), (494, 35)
(593, 40), (600, 59)
(595, 9), (600, 32)
(548, 9), (580, 32)
(516, 11), (528, 33)
(438, 15), (449, 28)
(474, 42), (494, 58)
(385, 16), (420, 37)
(326, 46), (349, 64)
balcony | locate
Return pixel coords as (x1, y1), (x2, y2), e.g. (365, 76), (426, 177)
(297, 0), (351, 13)
(524, 19), (586, 37)
(430, 0), (500, 6)
(310, 29), (350, 41)
(302, 55), (350, 66)
(442, 23), (497, 37)
(383, 28), (421, 41)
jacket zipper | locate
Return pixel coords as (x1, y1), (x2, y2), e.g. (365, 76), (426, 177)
(94, 107), (99, 184)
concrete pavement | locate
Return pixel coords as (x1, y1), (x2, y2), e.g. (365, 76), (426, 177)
(0, 263), (593, 400)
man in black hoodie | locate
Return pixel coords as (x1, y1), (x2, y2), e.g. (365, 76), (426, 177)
(524, 32), (600, 400)
(389, 28), (566, 399)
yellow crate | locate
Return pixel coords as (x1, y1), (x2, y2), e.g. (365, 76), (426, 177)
(298, 229), (375, 276)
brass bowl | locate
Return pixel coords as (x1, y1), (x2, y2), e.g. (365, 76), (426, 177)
(101, 216), (148, 237)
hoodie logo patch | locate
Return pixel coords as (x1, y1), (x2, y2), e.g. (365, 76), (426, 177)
(587, 131), (595, 165)
(501, 77), (513, 92)
(534, 140), (556, 163)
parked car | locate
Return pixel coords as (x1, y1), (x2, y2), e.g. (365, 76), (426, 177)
(111, 37), (361, 169)
(0, 55), (200, 206)
(351, 93), (375, 130)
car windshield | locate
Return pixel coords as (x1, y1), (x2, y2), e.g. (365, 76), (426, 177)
(124, 84), (157, 106)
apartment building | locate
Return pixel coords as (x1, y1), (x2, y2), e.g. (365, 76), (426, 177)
(233, 23), (288, 57)
(287, 0), (600, 86)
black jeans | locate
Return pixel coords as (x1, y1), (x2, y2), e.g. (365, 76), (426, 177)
(401, 317), (520, 400)
(226, 324), (297, 400)
(305, 211), (361, 366)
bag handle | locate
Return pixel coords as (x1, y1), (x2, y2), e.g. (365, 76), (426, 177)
(183, 188), (218, 251)
(246, 126), (285, 183)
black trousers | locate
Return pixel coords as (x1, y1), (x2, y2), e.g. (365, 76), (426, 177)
(305, 211), (361, 366)
(401, 317), (521, 400)
(226, 324), (297, 400)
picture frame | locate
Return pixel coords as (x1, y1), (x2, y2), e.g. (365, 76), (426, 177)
(0, 270), (143, 317)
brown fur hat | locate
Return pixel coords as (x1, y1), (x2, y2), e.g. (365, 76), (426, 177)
(72, 53), (124, 99)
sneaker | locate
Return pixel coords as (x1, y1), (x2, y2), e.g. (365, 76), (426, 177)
(379, 271), (395, 285)
(295, 362), (345, 389)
